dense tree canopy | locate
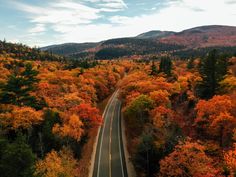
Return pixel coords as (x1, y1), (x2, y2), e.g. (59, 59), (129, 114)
(0, 42), (235, 177)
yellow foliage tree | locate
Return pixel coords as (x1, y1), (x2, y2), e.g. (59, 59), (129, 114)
(0, 105), (43, 129)
(220, 75), (236, 93)
(53, 114), (83, 142)
(34, 147), (78, 177)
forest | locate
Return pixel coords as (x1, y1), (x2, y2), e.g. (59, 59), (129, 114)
(119, 51), (236, 177)
(0, 41), (235, 177)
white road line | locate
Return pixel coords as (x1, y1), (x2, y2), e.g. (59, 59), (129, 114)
(97, 90), (118, 177)
(118, 102), (125, 177)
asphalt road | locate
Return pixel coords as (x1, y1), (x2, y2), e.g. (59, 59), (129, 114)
(92, 90), (128, 177)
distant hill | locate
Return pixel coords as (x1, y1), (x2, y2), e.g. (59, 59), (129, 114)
(41, 42), (99, 56)
(95, 37), (184, 59)
(41, 25), (236, 59)
(160, 25), (236, 48)
(136, 30), (175, 39)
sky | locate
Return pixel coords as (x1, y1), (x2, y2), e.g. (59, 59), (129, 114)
(0, 0), (235, 47)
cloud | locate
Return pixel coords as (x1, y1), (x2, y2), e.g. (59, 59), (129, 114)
(8, 39), (20, 44)
(28, 24), (46, 34)
(99, 2), (126, 9)
(85, 0), (127, 8)
(10, 0), (127, 35)
(225, 0), (236, 4)
(13, 1), (100, 25)
(5, 0), (236, 46)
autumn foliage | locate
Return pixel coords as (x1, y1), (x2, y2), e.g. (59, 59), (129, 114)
(224, 143), (236, 176)
(34, 147), (78, 177)
(0, 55), (127, 177)
(53, 114), (84, 142)
(0, 46), (235, 177)
(159, 139), (218, 177)
(120, 55), (236, 177)
(69, 103), (102, 128)
(195, 95), (236, 146)
(0, 105), (43, 130)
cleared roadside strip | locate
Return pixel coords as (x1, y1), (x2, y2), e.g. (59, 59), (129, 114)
(89, 90), (119, 177)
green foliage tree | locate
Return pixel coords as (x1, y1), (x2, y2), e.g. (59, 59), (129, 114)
(29, 109), (63, 157)
(150, 61), (158, 76)
(197, 49), (228, 99)
(187, 58), (194, 69)
(159, 57), (172, 76)
(134, 134), (160, 177)
(0, 62), (42, 108)
(0, 135), (35, 177)
(125, 94), (154, 124)
(65, 59), (98, 70)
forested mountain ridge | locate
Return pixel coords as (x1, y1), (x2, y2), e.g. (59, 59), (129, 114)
(160, 25), (236, 48)
(41, 42), (99, 56)
(41, 25), (236, 59)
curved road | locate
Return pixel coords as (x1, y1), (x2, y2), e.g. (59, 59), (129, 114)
(92, 90), (128, 177)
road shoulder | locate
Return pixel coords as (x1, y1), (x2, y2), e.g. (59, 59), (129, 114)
(121, 105), (137, 177)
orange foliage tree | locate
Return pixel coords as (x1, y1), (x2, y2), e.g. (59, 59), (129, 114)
(69, 103), (102, 128)
(224, 143), (236, 176)
(195, 95), (236, 146)
(149, 90), (170, 107)
(159, 139), (218, 177)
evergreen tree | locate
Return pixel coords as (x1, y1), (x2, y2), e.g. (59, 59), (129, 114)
(29, 109), (63, 157)
(187, 58), (194, 69)
(0, 62), (40, 108)
(197, 49), (228, 99)
(134, 134), (160, 177)
(159, 57), (172, 76)
(0, 135), (35, 177)
(150, 61), (158, 76)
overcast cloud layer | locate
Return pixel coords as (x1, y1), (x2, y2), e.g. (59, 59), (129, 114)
(0, 0), (235, 46)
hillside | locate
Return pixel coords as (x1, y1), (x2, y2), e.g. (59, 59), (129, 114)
(94, 38), (184, 59)
(0, 40), (65, 61)
(160, 25), (236, 48)
(41, 42), (99, 56)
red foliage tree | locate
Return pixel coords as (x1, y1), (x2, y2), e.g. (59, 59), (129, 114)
(69, 103), (102, 128)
